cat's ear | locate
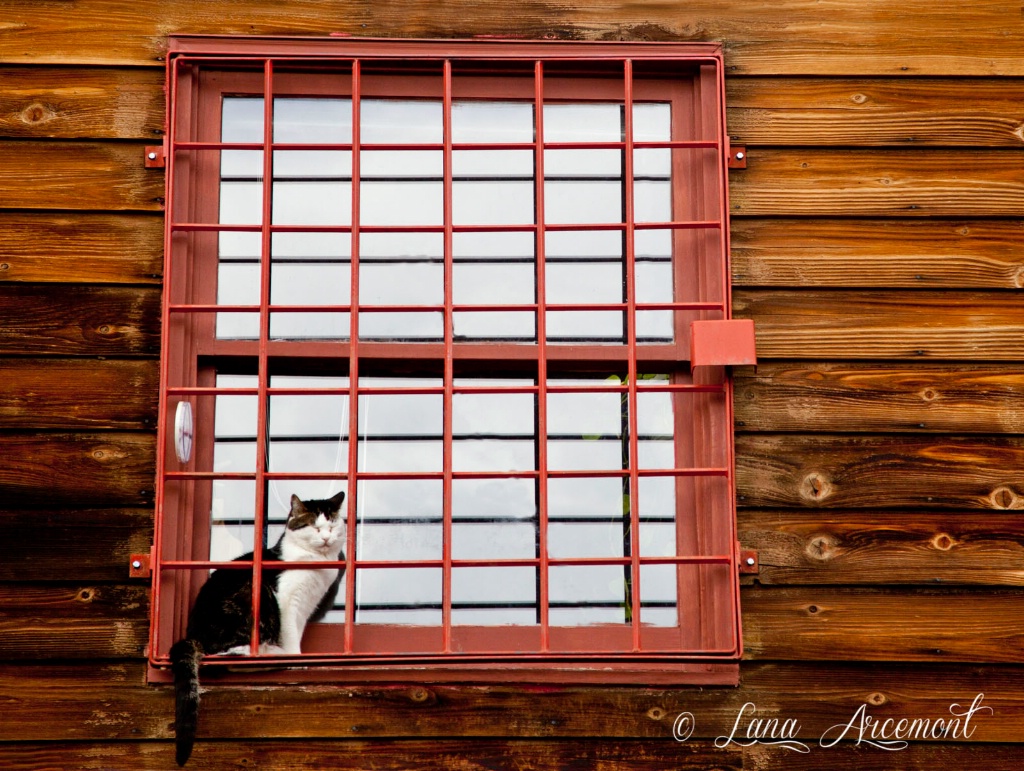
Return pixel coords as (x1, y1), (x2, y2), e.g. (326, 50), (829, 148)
(329, 491), (346, 511)
(289, 494), (305, 518)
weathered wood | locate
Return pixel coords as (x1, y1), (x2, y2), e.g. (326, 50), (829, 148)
(743, 586), (1024, 663)
(0, 285), (159, 356)
(0, 661), (1017, 742)
(4, 739), (1022, 770)
(734, 363), (1024, 433)
(0, 584), (148, 660)
(736, 433), (1024, 509)
(730, 219), (1024, 289)
(4, 1), (1024, 76)
(0, 66), (164, 139)
(0, 213), (163, 284)
(739, 510), (1024, 586)
(0, 432), (154, 507)
(727, 77), (1024, 147)
(6, 579), (1021, 664)
(0, 740), (741, 771)
(730, 149), (1024, 217)
(0, 509), (153, 582)
(736, 434), (1024, 510)
(0, 141), (163, 211)
(8, 741), (1024, 769)
(734, 290), (1024, 360)
(0, 359), (157, 430)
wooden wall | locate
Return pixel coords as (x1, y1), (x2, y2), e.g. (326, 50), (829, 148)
(3, 2), (1024, 768)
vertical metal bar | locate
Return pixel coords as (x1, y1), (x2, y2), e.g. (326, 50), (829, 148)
(152, 54), (181, 660)
(343, 59), (362, 654)
(249, 58), (275, 655)
(442, 59), (455, 650)
(532, 60), (550, 650)
(622, 59), (643, 652)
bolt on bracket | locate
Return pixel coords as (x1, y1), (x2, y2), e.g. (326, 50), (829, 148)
(129, 552), (152, 579)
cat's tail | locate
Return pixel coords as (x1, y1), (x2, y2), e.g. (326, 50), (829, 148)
(170, 638), (204, 766)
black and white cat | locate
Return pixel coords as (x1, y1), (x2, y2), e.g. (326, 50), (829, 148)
(171, 491), (345, 766)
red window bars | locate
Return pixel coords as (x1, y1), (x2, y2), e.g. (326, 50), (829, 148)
(152, 36), (750, 685)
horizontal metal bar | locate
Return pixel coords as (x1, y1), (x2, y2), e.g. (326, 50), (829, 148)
(167, 301), (723, 313)
(169, 220), (722, 234)
(175, 139), (718, 152)
(163, 468), (728, 481)
(158, 554), (734, 570)
(165, 382), (723, 397)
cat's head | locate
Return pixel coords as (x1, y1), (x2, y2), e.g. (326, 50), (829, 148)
(285, 491), (346, 556)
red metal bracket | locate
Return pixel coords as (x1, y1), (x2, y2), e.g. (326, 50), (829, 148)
(690, 319), (757, 370)
(728, 145), (747, 169)
(129, 552), (152, 579)
(739, 549), (759, 575)
(144, 142), (166, 169)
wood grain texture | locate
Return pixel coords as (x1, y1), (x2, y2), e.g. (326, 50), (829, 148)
(730, 149), (1024, 217)
(0, 661), (1017, 742)
(0, 66), (164, 139)
(0, 141), (163, 211)
(730, 219), (1024, 289)
(727, 77), (1024, 147)
(742, 586), (1024, 663)
(4, 580), (1020, 664)
(0, 740), (742, 771)
(734, 289), (1024, 360)
(0, 432), (155, 507)
(4, 0), (1024, 75)
(0, 585), (149, 660)
(738, 510), (1024, 586)
(0, 285), (159, 356)
(734, 363), (1024, 433)
(0, 359), (157, 430)
(0, 213), (163, 284)
(736, 434), (1024, 510)
(0, 509), (153, 582)
(3, 740), (1022, 771)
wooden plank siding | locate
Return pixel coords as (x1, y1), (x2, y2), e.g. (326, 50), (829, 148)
(2, 1), (1024, 768)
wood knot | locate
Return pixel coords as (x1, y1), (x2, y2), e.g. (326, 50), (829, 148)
(647, 706), (666, 721)
(867, 692), (887, 706)
(850, 93), (868, 104)
(408, 687), (435, 704)
(990, 486), (1022, 510)
(806, 534), (838, 561)
(806, 604), (820, 615)
(0, 263), (9, 271)
(20, 102), (56, 125)
(919, 388), (938, 402)
(800, 472), (833, 504)
(1013, 266), (1024, 289)
(77, 588), (95, 603)
(931, 533), (955, 551)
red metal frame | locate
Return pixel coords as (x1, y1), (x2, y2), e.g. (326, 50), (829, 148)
(152, 35), (745, 685)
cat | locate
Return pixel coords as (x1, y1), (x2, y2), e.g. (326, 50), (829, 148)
(170, 491), (345, 766)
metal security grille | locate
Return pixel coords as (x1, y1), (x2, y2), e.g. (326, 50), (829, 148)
(152, 36), (746, 684)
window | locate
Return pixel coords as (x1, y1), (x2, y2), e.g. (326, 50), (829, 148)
(152, 36), (749, 684)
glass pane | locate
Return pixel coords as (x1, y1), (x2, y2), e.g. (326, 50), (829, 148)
(452, 382), (535, 473)
(452, 100), (533, 143)
(358, 378), (443, 473)
(362, 99), (442, 143)
(549, 565), (630, 626)
(452, 567), (537, 625)
(274, 98), (352, 143)
(356, 568), (442, 624)
(267, 376), (349, 474)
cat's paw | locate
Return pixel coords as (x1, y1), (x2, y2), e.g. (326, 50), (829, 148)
(261, 643), (288, 656)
